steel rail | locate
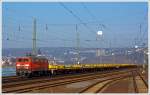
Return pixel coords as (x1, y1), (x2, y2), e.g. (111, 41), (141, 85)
(3, 69), (133, 88)
(136, 71), (148, 88)
(79, 74), (132, 93)
(3, 71), (104, 88)
(3, 69), (135, 93)
(132, 71), (138, 93)
(17, 72), (131, 93)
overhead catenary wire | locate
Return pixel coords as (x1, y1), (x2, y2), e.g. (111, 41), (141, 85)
(3, 16), (77, 41)
(4, 29), (105, 47)
(81, 2), (99, 23)
(4, 24), (75, 44)
(5, 4), (99, 43)
(3, 22), (76, 44)
(59, 2), (96, 35)
(81, 3), (106, 31)
(4, 22), (135, 49)
(4, 3), (146, 49)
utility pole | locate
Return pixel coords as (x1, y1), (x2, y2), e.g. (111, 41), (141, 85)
(32, 18), (37, 56)
(96, 24), (103, 64)
(139, 24), (142, 44)
(76, 24), (80, 64)
(109, 40), (112, 55)
(136, 24), (142, 46)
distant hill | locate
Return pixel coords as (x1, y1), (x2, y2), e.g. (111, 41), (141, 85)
(2, 47), (146, 64)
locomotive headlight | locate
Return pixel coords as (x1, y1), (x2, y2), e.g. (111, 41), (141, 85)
(24, 64), (29, 67)
(16, 64), (21, 66)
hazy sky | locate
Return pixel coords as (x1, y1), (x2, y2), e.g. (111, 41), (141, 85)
(2, 2), (148, 48)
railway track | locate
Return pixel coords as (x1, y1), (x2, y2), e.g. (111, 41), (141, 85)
(79, 70), (148, 93)
(132, 71), (138, 93)
(2, 69), (135, 93)
(2, 76), (17, 79)
(2, 70), (110, 84)
(84, 70), (148, 93)
(2, 76), (21, 83)
(2, 76), (44, 84)
(132, 71), (148, 93)
(136, 71), (148, 88)
(2, 71), (104, 88)
(2, 75), (48, 84)
(2, 68), (132, 88)
(79, 75), (131, 93)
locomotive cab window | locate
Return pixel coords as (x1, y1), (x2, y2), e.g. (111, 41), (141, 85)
(40, 59), (43, 63)
(18, 59), (22, 62)
(17, 58), (29, 62)
(24, 59), (29, 62)
(32, 58), (36, 63)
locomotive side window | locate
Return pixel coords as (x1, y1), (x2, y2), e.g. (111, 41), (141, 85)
(45, 60), (47, 63)
(32, 58), (36, 63)
(35, 59), (39, 62)
(40, 59), (42, 63)
(39, 59), (45, 63)
(31, 57), (48, 63)
(44, 59), (46, 63)
(33, 58), (41, 63)
(42, 59), (45, 63)
(40, 59), (43, 63)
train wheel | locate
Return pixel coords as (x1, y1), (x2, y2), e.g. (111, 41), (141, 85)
(16, 72), (20, 76)
(27, 73), (32, 78)
(48, 71), (51, 77)
(20, 72), (26, 78)
(39, 71), (43, 76)
(51, 69), (54, 75)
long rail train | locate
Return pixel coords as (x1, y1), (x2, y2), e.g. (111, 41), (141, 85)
(16, 55), (137, 77)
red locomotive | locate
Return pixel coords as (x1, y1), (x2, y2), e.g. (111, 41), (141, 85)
(16, 55), (49, 77)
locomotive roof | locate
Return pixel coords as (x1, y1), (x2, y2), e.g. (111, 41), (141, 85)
(17, 55), (47, 60)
